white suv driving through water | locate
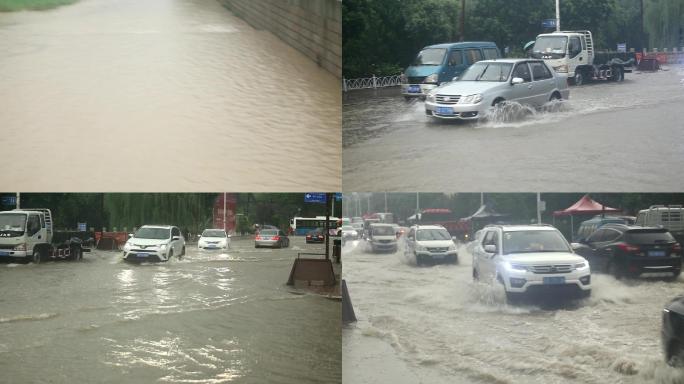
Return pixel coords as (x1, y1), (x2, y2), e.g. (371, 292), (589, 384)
(123, 225), (185, 262)
(472, 225), (591, 302)
(405, 225), (458, 265)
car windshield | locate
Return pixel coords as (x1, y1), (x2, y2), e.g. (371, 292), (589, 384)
(412, 48), (446, 66)
(341, 225), (354, 231)
(0, 213), (26, 231)
(135, 227), (170, 240)
(372, 226), (395, 236)
(261, 229), (278, 236)
(533, 36), (567, 55)
(417, 228), (451, 241)
(503, 230), (570, 254)
(202, 230), (226, 238)
(458, 62), (513, 82)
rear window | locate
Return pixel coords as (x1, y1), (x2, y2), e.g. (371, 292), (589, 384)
(483, 47), (499, 60)
(625, 231), (675, 244)
(261, 230), (278, 236)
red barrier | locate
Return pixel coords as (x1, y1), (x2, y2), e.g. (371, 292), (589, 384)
(94, 231), (129, 250)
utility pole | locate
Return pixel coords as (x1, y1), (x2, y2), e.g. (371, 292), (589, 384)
(384, 192), (388, 213)
(416, 192), (420, 214)
(15, 192), (20, 209)
(480, 192), (484, 206)
(537, 192), (542, 224)
(459, 0), (466, 41)
(222, 192), (226, 232)
(555, 0), (560, 32)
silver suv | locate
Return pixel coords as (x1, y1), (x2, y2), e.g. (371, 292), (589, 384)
(405, 225), (458, 265)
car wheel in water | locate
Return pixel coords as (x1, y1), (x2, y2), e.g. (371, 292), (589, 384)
(505, 291), (524, 305)
(168, 250), (174, 261)
(607, 261), (623, 279)
(573, 71), (584, 86)
(70, 246), (81, 261)
(669, 342), (684, 367)
(415, 253), (422, 266)
(31, 247), (44, 264)
(549, 92), (561, 102)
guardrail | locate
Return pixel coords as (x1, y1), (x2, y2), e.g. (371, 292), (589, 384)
(343, 74), (402, 92)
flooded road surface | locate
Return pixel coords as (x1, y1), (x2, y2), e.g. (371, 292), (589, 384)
(343, 66), (684, 191)
(0, 0), (340, 191)
(0, 237), (340, 384)
(343, 239), (684, 384)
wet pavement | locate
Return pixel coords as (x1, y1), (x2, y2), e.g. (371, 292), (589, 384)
(0, 0), (341, 191)
(0, 237), (341, 384)
(343, 238), (684, 384)
(343, 66), (684, 191)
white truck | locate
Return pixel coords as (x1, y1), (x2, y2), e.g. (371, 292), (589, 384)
(636, 205), (684, 244)
(532, 30), (632, 85)
(0, 209), (89, 263)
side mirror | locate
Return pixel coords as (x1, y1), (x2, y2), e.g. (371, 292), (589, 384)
(128, 233), (134, 238)
(484, 244), (497, 254)
(172, 236), (180, 240)
(511, 77), (524, 85)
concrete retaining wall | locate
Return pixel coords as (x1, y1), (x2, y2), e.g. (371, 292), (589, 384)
(219, 0), (341, 78)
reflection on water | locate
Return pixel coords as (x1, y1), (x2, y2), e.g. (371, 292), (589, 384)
(0, 0), (341, 191)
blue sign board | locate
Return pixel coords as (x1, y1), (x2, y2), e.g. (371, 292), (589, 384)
(542, 19), (556, 28)
(335, 192), (342, 201)
(617, 43), (627, 53)
(304, 193), (327, 204)
(77, 223), (87, 232)
(1, 196), (16, 206)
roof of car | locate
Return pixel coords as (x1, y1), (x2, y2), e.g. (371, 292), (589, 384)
(487, 224), (558, 232)
(413, 225), (448, 230)
(203, 228), (226, 231)
(600, 223), (666, 232)
(141, 225), (173, 229)
(370, 223), (394, 227)
(424, 41), (497, 49)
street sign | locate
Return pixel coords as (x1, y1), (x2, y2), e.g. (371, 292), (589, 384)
(542, 19), (556, 28)
(617, 43), (627, 53)
(77, 223), (87, 232)
(539, 201), (546, 212)
(1, 196), (16, 206)
(304, 193), (326, 204)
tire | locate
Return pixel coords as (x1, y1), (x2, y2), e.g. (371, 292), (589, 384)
(168, 249), (174, 261)
(578, 289), (591, 299)
(70, 246), (81, 261)
(181, 246), (185, 257)
(668, 342), (684, 367)
(472, 267), (480, 281)
(31, 247), (44, 264)
(492, 97), (505, 107)
(573, 71), (584, 86)
(449, 255), (458, 264)
(415, 253), (423, 266)
(673, 269), (682, 279)
(611, 66), (624, 82)
(549, 92), (561, 101)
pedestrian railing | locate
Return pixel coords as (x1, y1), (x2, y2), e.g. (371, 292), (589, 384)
(343, 74), (402, 92)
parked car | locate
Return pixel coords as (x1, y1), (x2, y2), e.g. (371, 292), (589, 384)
(572, 224), (682, 279)
(663, 296), (684, 367)
(198, 229), (230, 250)
(367, 223), (398, 253)
(255, 229), (290, 248)
(424, 58), (569, 120)
(401, 41), (500, 99)
(306, 228), (326, 244)
(123, 225), (185, 262)
(405, 225), (458, 265)
(472, 225), (591, 302)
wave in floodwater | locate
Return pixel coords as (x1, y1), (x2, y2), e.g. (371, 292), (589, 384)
(0, 312), (59, 324)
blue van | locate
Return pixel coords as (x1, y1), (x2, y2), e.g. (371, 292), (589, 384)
(401, 41), (501, 99)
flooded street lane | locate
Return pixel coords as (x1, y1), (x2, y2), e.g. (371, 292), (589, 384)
(0, 237), (341, 384)
(343, 67), (684, 191)
(343, 239), (684, 384)
(0, 0), (341, 191)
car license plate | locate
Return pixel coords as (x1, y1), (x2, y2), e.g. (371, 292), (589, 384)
(137, 253), (149, 258)
(0, 251), (9, 256)
(432, 254), (444, 259)
(408, 85), (421, 93)
(543, 276), (565, 285)
(262, 237), (271, 240)
(207, 245), (217, 249)
(436, 106), (454, 115)
(649, 250), (666, 257)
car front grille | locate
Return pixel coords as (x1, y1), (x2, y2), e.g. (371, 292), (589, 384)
(529, 264), (573, 274)
(427, 247), (449, 252)
(378, 240), (393, 244)
(0, 244), (16, 250)
(407, 77), (425, 84)
(435, 94), (461, 104)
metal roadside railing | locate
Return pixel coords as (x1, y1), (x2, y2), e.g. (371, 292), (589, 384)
(342, 74), (402, 92)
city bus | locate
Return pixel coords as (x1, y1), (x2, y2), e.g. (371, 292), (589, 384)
(290, 216), (340, 236)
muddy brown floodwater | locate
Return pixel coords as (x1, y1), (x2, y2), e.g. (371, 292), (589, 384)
(0, 0), (341, 191)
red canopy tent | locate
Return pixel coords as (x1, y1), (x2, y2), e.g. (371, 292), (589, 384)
(552, 194), (620, 238)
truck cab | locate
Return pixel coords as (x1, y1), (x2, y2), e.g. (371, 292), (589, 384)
(0, 209), (52, 262)
(532, 30), (628, 85)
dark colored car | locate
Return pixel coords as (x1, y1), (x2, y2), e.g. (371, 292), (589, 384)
(572, 224), (682, 278)
(663, 296), (684, 366)
(306, 228), (325, 244)
(254, 229), (290, 248)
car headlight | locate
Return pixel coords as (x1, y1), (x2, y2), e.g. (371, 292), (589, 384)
(424, 73), (439, 84)
(448, 244), (457, 251)
(426, 93), (436, 102)
(159, 243), (167, 250)
(554, 64), (569, 73)
(503, 261), (529, 272)
(13, 243), (26, 251)
(415, 244), (426, 252)
(574, 262), (589, 270)
(123, 242), (132, 251)
(458, 94), (483, 104)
